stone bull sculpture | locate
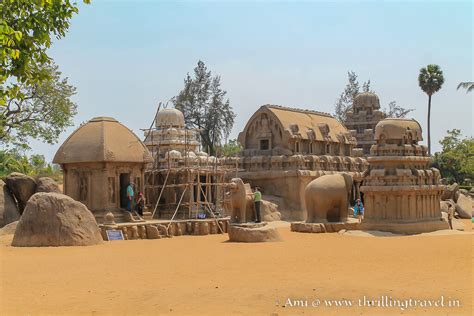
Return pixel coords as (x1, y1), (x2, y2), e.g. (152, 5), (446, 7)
(304, 173), (354, 223)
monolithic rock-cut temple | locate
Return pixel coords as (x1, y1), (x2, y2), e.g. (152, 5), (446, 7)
(345, 92), (385, 156)
(53, 117), (153, 221)
(237, 105), (367, 220)
(143, 108), (234, 219)
(360, 118), (448, 234)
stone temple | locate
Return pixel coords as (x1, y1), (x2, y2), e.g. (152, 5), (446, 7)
(237, 104), (367, 220)
(53, 117), (153, 222)
(360, 118), (449, 234)
(345, 92), (385, 156)
(143, 108), (233, 219)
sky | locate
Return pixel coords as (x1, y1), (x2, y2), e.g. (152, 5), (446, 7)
(26, 0), (473, 162)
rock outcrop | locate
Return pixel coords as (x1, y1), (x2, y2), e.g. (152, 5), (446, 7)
(0, 180), (21, 228)
(228, 222), (281, 242)
(12, 192), (103, 247)
(36, 177), (61, 194)
(5, 172), (37, 213)
(454, 194), (472, 219)
(0, 221), (19, 236)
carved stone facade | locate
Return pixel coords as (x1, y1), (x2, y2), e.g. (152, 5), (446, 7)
(237, 105), (366, 220)
(360, 118), (449, 234)
(53, 117), (153, 222)
(345, 92), (385, 156)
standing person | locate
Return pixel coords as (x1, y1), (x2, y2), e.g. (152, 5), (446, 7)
(354, 198), (364, 223)
(126, 182), (134, 212)
(254, 187), (262, 223)
(135, 192), (145, 216)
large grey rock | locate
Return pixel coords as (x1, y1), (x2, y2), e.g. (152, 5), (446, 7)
(0, 180), (21, 227)
(455, 194), (473, 219)
(12, 192), (103, 247)
(36, 177), (61, 194)
(228, 223), (281, 242)
(5, 172), (37, 213)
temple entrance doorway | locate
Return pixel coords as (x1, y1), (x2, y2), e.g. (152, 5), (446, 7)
(120, 173), (131, 209)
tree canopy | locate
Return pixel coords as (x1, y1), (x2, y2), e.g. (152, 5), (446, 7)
(418, 64), (444, 156)
(1, 62), (77, 148)
(173, 61), (235, 156)
(432, 129), (474, 184)
(0, 0), (86, 148)
(457, 82), (473, 93)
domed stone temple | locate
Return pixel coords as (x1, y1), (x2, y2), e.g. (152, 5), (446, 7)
(360, 118), (448, 233)
(53, 117), (153, 221)
(143, 108), (232, 219)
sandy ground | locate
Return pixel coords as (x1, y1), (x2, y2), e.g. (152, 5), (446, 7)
(0, 223), (472, 316)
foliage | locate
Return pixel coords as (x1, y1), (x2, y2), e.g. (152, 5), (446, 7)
(334, 71), (413, 123)
(1, 62), (77, 148)
(221, 139), (243, 157)
(457, 81), (474, 93)
(0, 0), (89, 106)
(173, 60), (235, 155)
(432, 129), (474, 184)
(418, 64), (444, 96)
(418, 64), (444, 156)
(0, 150), (62, 181)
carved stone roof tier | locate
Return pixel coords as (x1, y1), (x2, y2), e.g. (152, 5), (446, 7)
(155, 108), (185, 128)
(374, 118), (423, 142)
(53, 117), (153, 164)
(353, 92), (380, 109)
(239, 105), (353, 144)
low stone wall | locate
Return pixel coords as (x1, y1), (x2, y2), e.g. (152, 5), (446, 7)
(99, 218), (230, 241)
(291, 219), (360, 233)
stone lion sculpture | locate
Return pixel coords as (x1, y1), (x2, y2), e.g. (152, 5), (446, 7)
(304, 173), (353, 223)
(227, 178), (253, 223)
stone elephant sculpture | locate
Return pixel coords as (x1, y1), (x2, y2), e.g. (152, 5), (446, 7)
(227, 178), (253, 223)
(304, 173), (354, 223)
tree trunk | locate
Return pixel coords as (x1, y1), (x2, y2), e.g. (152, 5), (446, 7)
(427, 94), (432, 156)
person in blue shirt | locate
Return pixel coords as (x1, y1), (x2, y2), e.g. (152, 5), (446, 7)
(354, 198), (364, 223)
(126, 182), (134, 212)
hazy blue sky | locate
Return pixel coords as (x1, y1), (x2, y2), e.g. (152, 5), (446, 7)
(28, 0), (472, 161)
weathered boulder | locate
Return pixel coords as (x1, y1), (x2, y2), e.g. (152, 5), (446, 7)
(36, 177), (61, 194)
(5, 172), (37, 213)
(0, 180), (21, 227)
(12, 192), (103, 247)
(441, 183), (459, 201)
(0, 221), (19, 236)
(228, 222), (281, 242)
(454, 194), (473, 219)
(261, 200), (282, 222)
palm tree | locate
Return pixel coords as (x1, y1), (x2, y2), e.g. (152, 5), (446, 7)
(418, 64), (444, 156)
(457, 82), (474, 93)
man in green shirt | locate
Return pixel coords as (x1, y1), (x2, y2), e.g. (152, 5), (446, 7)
(254, 187), (262, 223)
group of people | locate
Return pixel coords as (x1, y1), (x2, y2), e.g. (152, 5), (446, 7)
(126, 182), (145, 216)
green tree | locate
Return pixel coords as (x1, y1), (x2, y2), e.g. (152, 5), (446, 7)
(418, 64), (444, 156)
(432, 129), (474, 184)
(221, 139), (243, 157)
(0, 0), (88, 106)
(457, 82), (474, 93)
(1, 62), (77, 148)
(334, 71), (413, 123)
(174, 61), (235, 155)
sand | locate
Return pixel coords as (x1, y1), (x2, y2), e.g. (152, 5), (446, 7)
(0, 224), (472, 316)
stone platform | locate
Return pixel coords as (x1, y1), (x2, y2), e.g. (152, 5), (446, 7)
(99, 218), (230, 241)
(228, 222), (282, 242)
(360, 219), (449, 235)
(291, 218), (360, 233)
